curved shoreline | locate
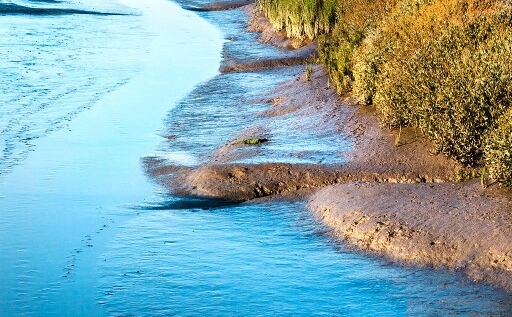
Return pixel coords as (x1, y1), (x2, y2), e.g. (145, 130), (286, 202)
(309, 181), (512, 292)
(154, 2), (512, 293)
(0, 0), (225, 314)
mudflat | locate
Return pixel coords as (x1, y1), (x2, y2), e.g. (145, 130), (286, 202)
(149, 2), (512, 292)
(309, 181), (512, 292)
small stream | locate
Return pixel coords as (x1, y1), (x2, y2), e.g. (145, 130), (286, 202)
(0, 0), (511, 316)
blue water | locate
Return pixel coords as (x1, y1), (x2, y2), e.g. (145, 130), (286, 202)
(98, 200), (512, 316)
(0, 0), (511, 316)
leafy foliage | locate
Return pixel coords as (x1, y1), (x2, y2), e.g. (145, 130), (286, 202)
(258, 0), (512, 185)
(484, 108), (512, 186)
(353, 0), (512, 166)
(318, 0), (398, 93)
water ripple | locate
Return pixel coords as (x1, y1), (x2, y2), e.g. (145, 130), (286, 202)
(98, 202), (512, 316)
(0, 3), (132, 16)
(0, 4), (146, 176)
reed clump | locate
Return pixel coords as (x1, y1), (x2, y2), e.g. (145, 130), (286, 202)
(257, 0), (512, 185)
(258, 0), (337, 40)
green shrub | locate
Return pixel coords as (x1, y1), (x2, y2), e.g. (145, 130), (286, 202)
(353, 0), (512, 166)
(258, 0), (512, 184)
(484, 108), (512, 186)
(318, 0), (398, 93)
(258, 0), (397, 93)
(351, 31), (384, 105)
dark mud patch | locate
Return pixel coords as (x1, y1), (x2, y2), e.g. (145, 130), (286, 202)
(131, 196), (235, 211)
(0, 3), (131, 16)
(28, 0), (63, 3)
(221, 56), (312, 73)
(220, 43), (317, 73)
(149, 161), (456, 203)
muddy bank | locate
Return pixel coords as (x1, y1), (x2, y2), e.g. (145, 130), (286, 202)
(219, 4), (317, 73)
(148, 2), (512, 292)
(150, 65), (458, 202)
(245, 3), (312, 49)
(220, 43), (317, 73)
(149, 162), (429, 203)
(308, 181), (512, 292)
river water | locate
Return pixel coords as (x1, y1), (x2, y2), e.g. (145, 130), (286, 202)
(0, 0), (511, 316)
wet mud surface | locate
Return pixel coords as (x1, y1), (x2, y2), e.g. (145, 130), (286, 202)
(149, 1), (512, 295)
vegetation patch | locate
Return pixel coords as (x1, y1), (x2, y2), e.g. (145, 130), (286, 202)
(354, 0), (512, 167)
(319, 0), (398, 93)
(484, 108), (512, 186)
(257, 0), (512, 186)
(258, 0), (337, 40)
(237, 138), (269, 145)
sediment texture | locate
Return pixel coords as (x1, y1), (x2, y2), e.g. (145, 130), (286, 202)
(309, 181), (512, 292)
(149, 66), (458, 202)
(148, 2), (512, 292)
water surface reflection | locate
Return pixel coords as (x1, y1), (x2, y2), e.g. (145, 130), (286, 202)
(99, 200), (512, 316)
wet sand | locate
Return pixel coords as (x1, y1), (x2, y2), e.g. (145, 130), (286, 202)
(152, 2), (512, 292)
(309, 181), (512, 292)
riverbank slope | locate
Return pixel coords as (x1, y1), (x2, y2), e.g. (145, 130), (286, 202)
(151, 1), (512, 293)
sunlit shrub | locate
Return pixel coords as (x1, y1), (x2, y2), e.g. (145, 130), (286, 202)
(353, 0), (512, 166)
(351, 30), (383, 105)
(258, 0), (397, 93)
(318, 0), (398, 93)
(485, 108), (512, 186)
(258, 0), (512, 183)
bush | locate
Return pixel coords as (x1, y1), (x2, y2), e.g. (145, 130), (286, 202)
(485, 108), (512, 186)
(258, 0), (512, 184)
(259, 0), (397, 93)
(353, 0), (512, 166)
(318, 0), (398, 93)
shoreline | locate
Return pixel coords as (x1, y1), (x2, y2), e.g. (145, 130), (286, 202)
(0, 0), (224, 314)
(153, 2), (512, 293)
(309, 180), (512, 292)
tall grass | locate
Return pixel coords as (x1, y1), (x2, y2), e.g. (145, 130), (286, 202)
(258, 0), (337, 40)
(258, 0), (512, 185)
